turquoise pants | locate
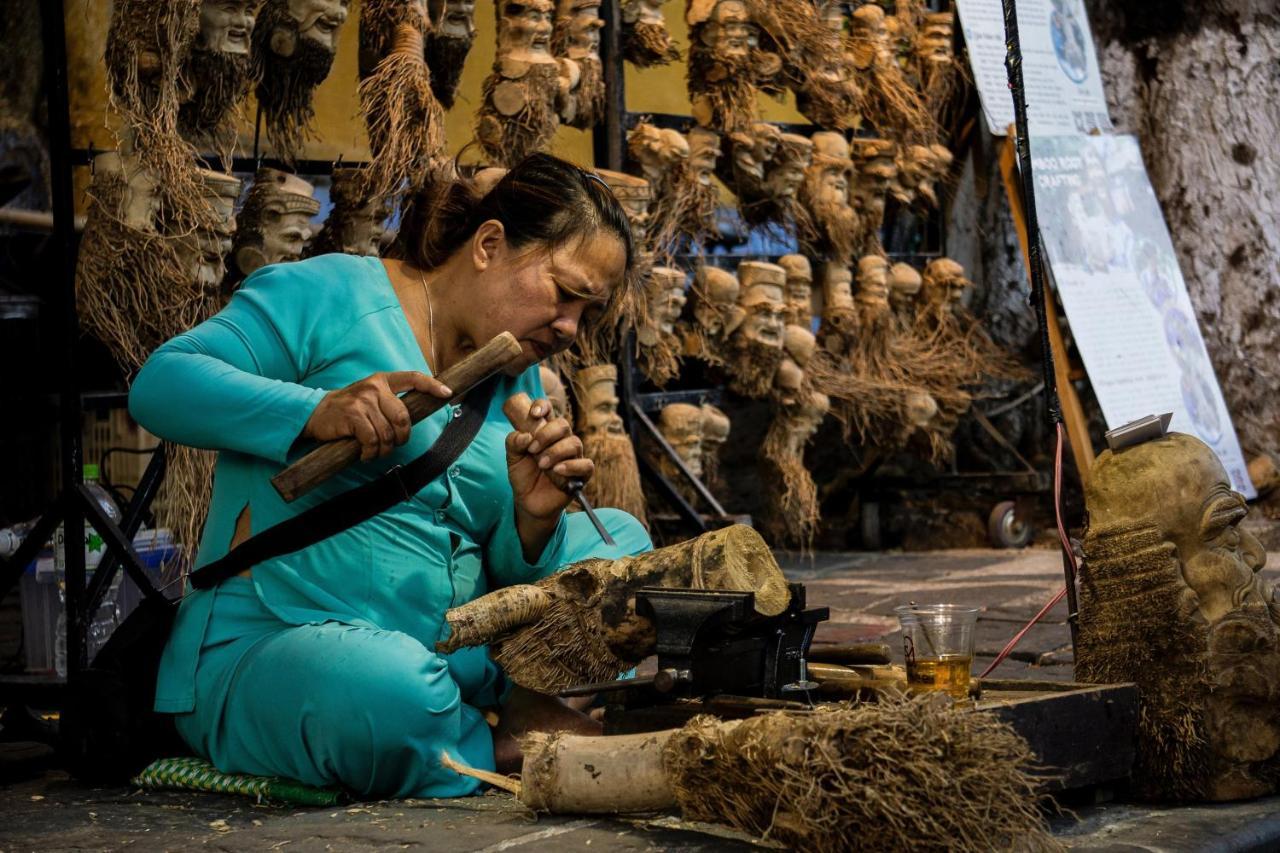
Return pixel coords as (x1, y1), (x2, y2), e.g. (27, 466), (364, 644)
(173, 509), (650, 799)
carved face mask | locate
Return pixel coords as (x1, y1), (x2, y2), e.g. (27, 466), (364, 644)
(778, 254), (813, 323)
(856, 255), (891, 310)
(253, 0), (350, 158)
(599, 169), (653, 237)
(701, 0), (752, 59)
(176, 168), (242, 294)
(888, 261), (923, 312)
(180, 0), (257, 147)
(627, 123), (690, 186)
(692, 266), (742, 336)
(659, 403), (706, 477)
(640, 267), (688, 342)
(687, 128), (721, 186)
(922, 257), (971, 309)
(822, 262), (855, 312)
(574, 364), (626, 436)
(555, 0), (605, 127)
(621, 0), (678, 67)
(501, 0), (556, 59)
(762, 134), (813, 202)
(736, 262), (788, 348)
(307, 168), (388, 257)
(425, 0), (477, 108)
(231, 168), (321, 282)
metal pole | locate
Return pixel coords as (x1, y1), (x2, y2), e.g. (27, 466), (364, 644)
(41, 0), (87, 675)
(1000, 0), (1078, 650)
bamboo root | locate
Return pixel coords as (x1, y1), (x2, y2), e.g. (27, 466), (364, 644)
(520, 730), (678, 813)
(437, 585), (551, 654)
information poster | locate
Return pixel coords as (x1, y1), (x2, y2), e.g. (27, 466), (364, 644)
(955, 0), (1112, 136)
(1029, 134), (1255, 497)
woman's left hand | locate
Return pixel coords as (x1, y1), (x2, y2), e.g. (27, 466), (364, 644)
(503, 393), (595, 524)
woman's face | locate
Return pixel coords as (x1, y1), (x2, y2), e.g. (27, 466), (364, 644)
(466, 222), (627, 375)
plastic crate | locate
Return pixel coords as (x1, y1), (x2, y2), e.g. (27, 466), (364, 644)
(18, 529), (183, 673)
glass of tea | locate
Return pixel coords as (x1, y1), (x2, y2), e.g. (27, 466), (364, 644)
(894, 604), (979, 700)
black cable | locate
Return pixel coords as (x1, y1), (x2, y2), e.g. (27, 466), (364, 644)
(1001, 0), (1064, 428)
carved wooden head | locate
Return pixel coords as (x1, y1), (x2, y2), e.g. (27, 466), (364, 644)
(572, 364), (625, 437)
(1081, 432), (1280, 801)
(735, 261), (788, 349)
(659, 403), (706, 476)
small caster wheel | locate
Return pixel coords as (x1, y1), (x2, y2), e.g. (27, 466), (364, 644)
(861, 501), (882, 551)
(988, 500), (1032, 548)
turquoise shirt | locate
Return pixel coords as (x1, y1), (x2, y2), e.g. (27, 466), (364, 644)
(130, 254), (573, 714)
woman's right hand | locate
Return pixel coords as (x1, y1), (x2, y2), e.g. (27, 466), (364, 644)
(302, 371), (453, 461)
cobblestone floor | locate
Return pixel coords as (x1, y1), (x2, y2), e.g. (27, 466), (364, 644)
(3, 547), (1279, 851)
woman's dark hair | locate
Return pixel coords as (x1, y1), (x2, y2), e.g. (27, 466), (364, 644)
(396, 152), (636, 277)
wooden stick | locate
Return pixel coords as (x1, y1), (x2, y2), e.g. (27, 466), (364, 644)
(439, 751), (523, 795)
(271, 332), (524, 502)
(806, 642), (893, 666)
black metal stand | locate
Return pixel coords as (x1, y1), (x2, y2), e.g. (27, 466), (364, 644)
(0, 1), (170, 701)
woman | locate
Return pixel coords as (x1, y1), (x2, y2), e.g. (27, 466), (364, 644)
(128, 154), (650, 798)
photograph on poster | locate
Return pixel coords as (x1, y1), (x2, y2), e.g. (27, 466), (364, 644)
(1030, 134), (1255, 496)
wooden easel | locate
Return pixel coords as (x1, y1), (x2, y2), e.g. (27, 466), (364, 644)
(997, 133), (1096, 486)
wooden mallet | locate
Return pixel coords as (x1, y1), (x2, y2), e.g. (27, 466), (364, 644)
(271, 332), (524, 502)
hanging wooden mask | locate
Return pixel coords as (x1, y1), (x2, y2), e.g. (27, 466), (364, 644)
(426, 0), (478, 108)
(850, 137), (897, 252)
(621, 0), (679, 67)
(476, 0), (574, 166)
(846, 3), (930, 139)
(760, 389), (828, 549)
(252, 0), (351, 159)
(571, 364), (649, 526)
(306, 167), (389, 258)
(725, 260), (788, 398)
(553, 0), (605, 128)
(177, 0), (257, 155)
(799, 131), (858, 264)
(742, 131), (812, 229)
(636, 266), (687, 386)
(228, 168), (321, 285)
(685, 0), (762, 133)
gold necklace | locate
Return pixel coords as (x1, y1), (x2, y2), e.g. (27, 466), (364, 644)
(417, 267), (440, 374)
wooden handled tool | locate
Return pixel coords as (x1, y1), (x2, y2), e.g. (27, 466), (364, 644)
(502, 392), (616, 546)
(271, 332), (524, 503)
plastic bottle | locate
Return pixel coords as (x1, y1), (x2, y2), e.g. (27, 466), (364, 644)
(52, 465), (124, 677)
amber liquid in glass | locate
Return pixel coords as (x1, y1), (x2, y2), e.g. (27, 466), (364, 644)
(906, 654), (972, 699)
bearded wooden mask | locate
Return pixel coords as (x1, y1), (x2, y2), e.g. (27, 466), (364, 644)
(426, 0), (478, 108)
(1079, 432), (1280, 802)
(627, 124), (690, 189)
(735, 262), (788, 349)
(800, 132), (858, 263)
(855, 254), (891, 311)
(888, 261), (923, 313)
(686, 0), (760, 132)
(179, 168), (243, 295)
(252, 0), (351, 159)
(539, 365), (572, 421)
(636, 266), (687, 386)
(231, 168), (321, 282)
(700, 403), (731, 478)
(554, 0), (605, 128)
(307, 167), (388, 258)
(179, 0), (257, 152)
(778, 253), (813, 325)
(598, 169), (653, 240)
(846, 2), (930, 140)
(621, 0), (679, 67)
(659, 403), (706, 478)
(476, 0), (572, 166)
(761, 388), (829, 548)
(851, 137), (897, 248)
(922, 257), (971, 311)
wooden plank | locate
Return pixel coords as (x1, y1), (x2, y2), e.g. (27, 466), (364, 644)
(998, 135), (1096, 486)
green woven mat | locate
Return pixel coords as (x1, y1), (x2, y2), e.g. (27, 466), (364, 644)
(133, 757), (343, 806)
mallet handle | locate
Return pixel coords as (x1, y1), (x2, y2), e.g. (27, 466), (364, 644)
(271, 332), (524, 503)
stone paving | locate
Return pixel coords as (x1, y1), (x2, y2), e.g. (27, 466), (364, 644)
(3, 547), (1280, 851)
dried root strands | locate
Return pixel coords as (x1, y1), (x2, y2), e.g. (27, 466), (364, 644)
(475, 0), (568, 166)
(359, 0), (447, 200)
(846, 3), (932, 141)
(760, 390), (828, 551)
(252, 0), (350, 160)
(665, 696), (1060, 853)
(437, 525), (790, 691)
(621, 0), (680, 67)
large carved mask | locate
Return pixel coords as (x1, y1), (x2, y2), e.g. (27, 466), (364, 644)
(252, 0), (351, 158)
(426, 0), (478, 108)
(179, 0), (257, 149)
(230, 168), (321, 284)
(1079, 432), (1280, 802)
